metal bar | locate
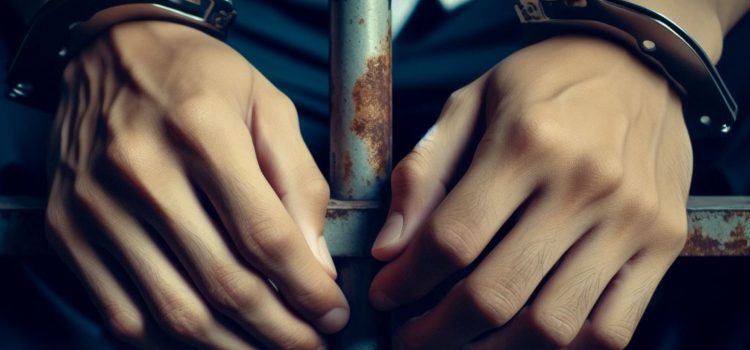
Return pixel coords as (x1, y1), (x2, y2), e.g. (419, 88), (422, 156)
(0, 196), (47, 255)
(682, 196), (750, 256)
(3, 197), (750, 257)
(330, 0), (392, 201)
(328, 1), (393, 348)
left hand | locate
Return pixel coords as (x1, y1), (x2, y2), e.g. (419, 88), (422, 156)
(369, 35), (692, 349)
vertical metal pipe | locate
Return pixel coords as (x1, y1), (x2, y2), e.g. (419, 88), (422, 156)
(331, 0), (392, 201)
(329, 1), (392, 348)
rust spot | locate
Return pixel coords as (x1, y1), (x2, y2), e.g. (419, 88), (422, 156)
(358, 17), (365, 25)
(725, 221), (749, 254)
(682, 225), (723, 256)
(341, 150), (353, 188)
(326, 209), (350, 220)
(682, 217), (750, 256)
(351, 30), (392, 177)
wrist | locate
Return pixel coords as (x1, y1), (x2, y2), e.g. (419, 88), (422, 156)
(627, 0), (750, 64)
(108, 20), (212, 54)
(521, 34), (674, 104)
(6, 0), (236, 112)
(623, 0), (727, 64)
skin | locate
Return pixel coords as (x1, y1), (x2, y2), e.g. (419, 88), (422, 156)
(33, 0), (749, 349)
(369, 1), (750, 349)
(369, 35), (691, 350)
(46, 21), (347, 349)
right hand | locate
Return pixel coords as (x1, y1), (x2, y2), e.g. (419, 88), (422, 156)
(46, 21), (347, 349)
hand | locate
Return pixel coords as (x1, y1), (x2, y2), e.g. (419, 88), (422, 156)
(46, 21), (347, 349)
(369, 35), (692, 349)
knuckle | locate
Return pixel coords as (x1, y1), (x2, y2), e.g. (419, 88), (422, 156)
(290, 274), (333, 313)
(572, 153), (625, 197)
(527, 306), (579, 348)
(206, 264), (262, 314)
(392, 152), (430, 191)
(168, 95), (235, 157)
(274, 92), (298, 117)
(162, 311), (210, 341)
(44, 202), (78, 252)
(590, 323), (633, 350)
(425, 218), (476, 268)
(301, 173), (331, 203)
(103, 137), (165, 192)
(159, 297), (211, 340)
(103, 137), (130, 170)
(615, 187), (660, 226)
(506, 110), (561, 155)
(462, 279), (520, 327)
(445, 88), (471, 109)
(255, 89), (298, 124)
(103, 136), (150, 178)
(105, 306), (146, 342)
(171, 94), (218, 130)
(72, 177), (97, 208)
(243, 219), (297, 263)
(654, 212), (689, 250)
(275, 333), (317, 350)
(45, 204), (66, 236)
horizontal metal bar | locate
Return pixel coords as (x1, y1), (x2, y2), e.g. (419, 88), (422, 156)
(683, 196), (750, 256)
(1, 196), (749, 256)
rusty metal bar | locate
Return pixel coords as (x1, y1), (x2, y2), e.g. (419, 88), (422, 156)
(682, 196), (750, 256)
(330, 0), (392, 201)
(3, 197), (750, 257)
(327, 1), (393, 348)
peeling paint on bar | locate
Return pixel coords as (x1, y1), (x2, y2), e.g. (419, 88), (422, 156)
(682, 197), (750, 256)
(328, 1), (392, 348)
(2, 197), (750, 257)
(324, 199), (385, 256)
(330, 0), (392, 201)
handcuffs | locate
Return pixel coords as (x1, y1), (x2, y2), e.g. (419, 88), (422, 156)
(514, 0), (737, 138)
(4, 0), (738, 138)
(5, 0), (236, 112)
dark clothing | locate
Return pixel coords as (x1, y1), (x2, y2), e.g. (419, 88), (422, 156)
(1, 0), (749, 348)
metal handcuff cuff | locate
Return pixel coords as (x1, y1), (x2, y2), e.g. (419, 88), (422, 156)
(6, 0), (236, 113)
(5, 0), (738, 138)
(514, 0), (738, 138)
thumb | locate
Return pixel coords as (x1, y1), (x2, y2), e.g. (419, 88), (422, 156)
(371, 77), (487, 261)
(252, 89), (337, 278)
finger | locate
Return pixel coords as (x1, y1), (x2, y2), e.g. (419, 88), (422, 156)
(369, 157), (540, 312)
(510, 225), (636, 348)
(462, 308), (553, 350)
(49, 61), (80, 174)
(566, 99), (688, 350)
(393, 194), (597, 348)
(372, 76), (488, 261)
(108, 105), (348, 334)
(74, 175), (318, 349)
(46, 176), (175, 349)
(251, 85), (336, 277)
(567, 249), (678, 350)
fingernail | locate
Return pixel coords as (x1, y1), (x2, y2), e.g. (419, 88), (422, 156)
(371, 290), (397, 311)
(317, 236), (337, 278)
(372, 213), (404, 252)
(317, 307), (349, 334)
